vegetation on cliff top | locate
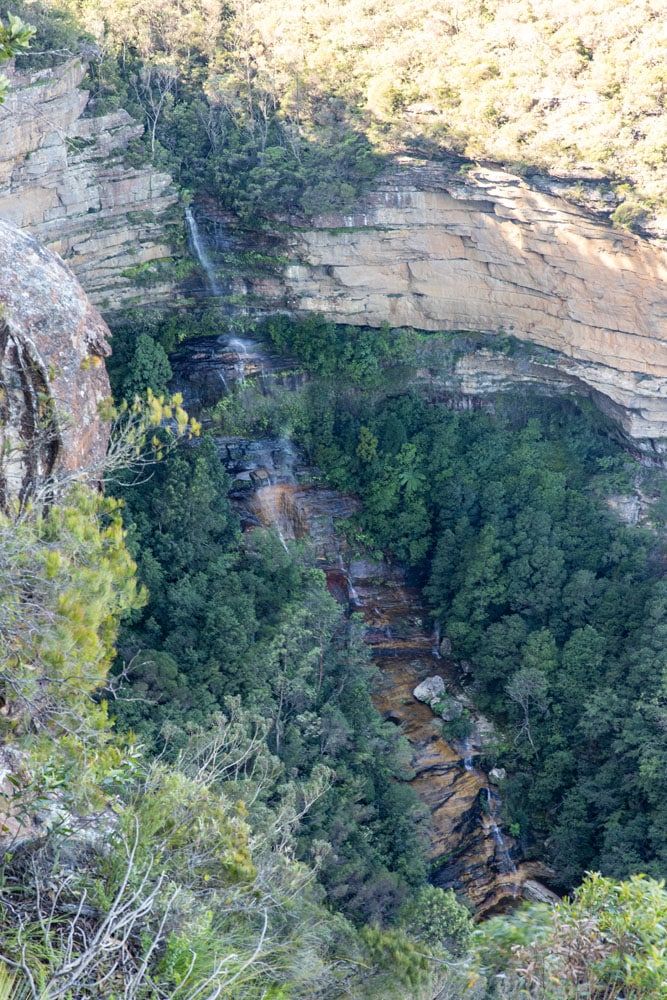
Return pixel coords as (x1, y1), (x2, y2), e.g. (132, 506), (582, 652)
(12, 0), (667, 226)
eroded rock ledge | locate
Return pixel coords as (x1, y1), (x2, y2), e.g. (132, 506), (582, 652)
(0, 58), (179, 314)
(0, 220), (111, 503)
(281, 160), (667, 460)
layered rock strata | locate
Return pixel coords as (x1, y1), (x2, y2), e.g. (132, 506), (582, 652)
(280, 160), (667, 460)
(0, 220), (111, 504)
(0, 58), (179, 313)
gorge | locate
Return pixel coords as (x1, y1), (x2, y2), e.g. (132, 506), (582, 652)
(171, 213), (560, 917)
(3, 66), (662, 911)
(2, 3), (667, 993)
(164, 188), (667, 926)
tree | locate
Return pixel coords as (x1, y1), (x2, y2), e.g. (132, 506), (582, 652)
(0, 14), (34, 104)
(399, 885), (473, 956)
(448, 524), (504, 652)
(356, 425), (378, 464)
(0, 486), (143, 744)
(120, 332), (172, 399)
(478, 873), (667, 998)
(130, 62), (178, 161)
(521, 628), (558, 677)
(506, 668), (549, 752)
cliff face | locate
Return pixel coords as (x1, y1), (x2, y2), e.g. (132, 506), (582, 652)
(0, 58), (179, 314)
(281, 160), (667, 459)
(0, 219), (111, 503)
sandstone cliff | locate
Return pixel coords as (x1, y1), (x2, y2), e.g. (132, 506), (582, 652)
(0, 58), (179, 314)
(0, 219), (111, 504)
(280, 160), (667, 460)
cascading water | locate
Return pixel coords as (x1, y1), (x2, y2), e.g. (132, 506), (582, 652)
(185, 207), (224, 297)
(249, 439), (301, 551)
(184, 207), (301, 540)
(461, 736), (475, 771)
(485, 788), (517, 876)
(184, 210), (270, 383)
(227, 337), (249, 381)
(432, 622), (442, 659)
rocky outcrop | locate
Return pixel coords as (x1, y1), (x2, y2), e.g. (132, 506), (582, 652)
(280, 159), (667, 460)
(413, 675), (446, 706)
(0, 220), (111, 503)
(0, 58), (180, 313)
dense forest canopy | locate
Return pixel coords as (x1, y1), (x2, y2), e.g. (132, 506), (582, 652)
(275, 323), (667, 888)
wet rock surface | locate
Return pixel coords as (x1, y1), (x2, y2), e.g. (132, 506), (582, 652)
(170, 335), (302, 412)
(347, 558), (555, 916)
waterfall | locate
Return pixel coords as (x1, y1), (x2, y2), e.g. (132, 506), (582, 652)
(245, 437), (303, 552)
(181, 214), (302, 551)
(485, 788), (517, 874)
(252, 484), (291, 550)
(461, 737), (474, 771)
(227, 337), (247, 380)
(185, 206), (223, 297)
(432, 621), (441, 658)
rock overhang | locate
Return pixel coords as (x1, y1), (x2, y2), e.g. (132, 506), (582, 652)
(278, 159), (667, 460)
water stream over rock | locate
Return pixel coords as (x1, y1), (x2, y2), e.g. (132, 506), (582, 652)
(173, 210), (558, 917)
(185, 207), (224, 298)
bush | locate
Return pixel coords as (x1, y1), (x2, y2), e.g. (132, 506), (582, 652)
(477, 873), (667, 998)
(400, 885), (473, 955)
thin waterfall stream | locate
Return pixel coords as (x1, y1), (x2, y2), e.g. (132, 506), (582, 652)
(174, 207), (557, 916)
(185, 207), (224, 297)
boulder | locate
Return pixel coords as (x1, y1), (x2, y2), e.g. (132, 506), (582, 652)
(489, 767), (507, 784)
(522, 879), (560, 906)
(439, 635), (452, 657)
(413, 675), (445, 705)
(440, 700), (464, 722)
